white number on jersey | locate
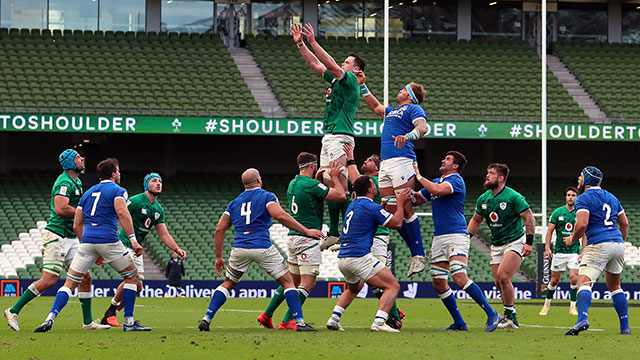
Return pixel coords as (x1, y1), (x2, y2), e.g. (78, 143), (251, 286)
(291, 195), (298, 214)
(241, 202), (252, 225)
(603, 203), (613, 226)
(90, 192), (101, 216)
(342, 210), (354, 234)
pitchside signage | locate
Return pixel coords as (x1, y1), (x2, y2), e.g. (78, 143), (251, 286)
(7, 279), (640, 300)
(2, 114), (640, 141)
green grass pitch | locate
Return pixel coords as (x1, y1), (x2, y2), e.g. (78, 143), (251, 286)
(1, 297), (638, 359)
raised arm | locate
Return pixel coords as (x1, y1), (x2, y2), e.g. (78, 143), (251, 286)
(413, 162), (453, 197)
(291, 23), (325, 76)
(384, 189), (409, 229)
(156, 223), (186, 260)
(326, 162), (347, 202)
(393, 119), (427, 149)
(355, 71), (385, 118)
(301, 24), (343, 79)
(343, 144), (361, 185)
(267, 202), (324, 239)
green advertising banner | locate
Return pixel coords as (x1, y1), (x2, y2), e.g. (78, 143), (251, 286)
(1, 114), (639, 141)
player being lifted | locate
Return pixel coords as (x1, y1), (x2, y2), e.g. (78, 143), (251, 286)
(4, 149), (109, 331)
(258, 155), (345, 330)
(343, 144), (404, 329)
(35, 158), (150, 332)
(566, 167), (630, 335)
(291, 23), (364, 245)
(326, 177), (409, 332)
(356, 71), (428, 277)
(540, 186), (582, 316)
(413, 152), (501, 332)
(467, 163), (535, 329)
(100, 173), (187, 326)
(199, 168), (323, 332)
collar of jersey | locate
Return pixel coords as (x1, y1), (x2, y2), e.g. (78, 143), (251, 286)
(243, 187), (260, 192)
(356, 196), (373, 201)
(585, 186), (601, 191)
(100, 180), (114, 183)
(440, 173), (459, 180)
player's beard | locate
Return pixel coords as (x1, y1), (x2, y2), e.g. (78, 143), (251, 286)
(149, 190), (161, 197)
(483, 179), (498, 190)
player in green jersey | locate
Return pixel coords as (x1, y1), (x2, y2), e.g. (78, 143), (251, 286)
(291, 23), (365, 245)
(100, 173), (186, 327)
(258, 153), (345, 330)
(341, 143), (405, 329)
(540, 186), (583, 316)
(4, 149), (109, 331)
(467, 163), (536, 329)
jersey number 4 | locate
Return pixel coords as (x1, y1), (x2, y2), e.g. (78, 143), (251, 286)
(241, 202), (252, 225)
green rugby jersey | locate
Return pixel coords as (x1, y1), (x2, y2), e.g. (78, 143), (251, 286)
(549, 206), (580, 254)
(323, 69), (359, 136)
(371, 175), (390, 236)
(45, 172), (83, 238)
(475, 186), (529, 246)
(118, 192), (165, 249)
(287, 175), (329, 236)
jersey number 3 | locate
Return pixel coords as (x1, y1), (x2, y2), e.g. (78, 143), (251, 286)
(241, 202), (252, 225)
(342, 211), (354, 234)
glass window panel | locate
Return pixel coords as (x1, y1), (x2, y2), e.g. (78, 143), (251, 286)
(408, 0), (457, 39)
(1, 0), (47, 29)
(216, 3), (247, 41)
(251, 1), (301, 37)
(318, 0), (363, 38)
(622, 4), (640, 44)
(99, 0), (145, 32)
(472, 0), (521, 39)
(558, 3), (607, 42)
(364, 1), (410, 39)
(161, 0), (213, 33)
(49, 0), (98, 31)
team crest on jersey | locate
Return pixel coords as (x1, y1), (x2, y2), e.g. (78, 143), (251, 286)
(145, 218), (151, 228)
(499, 202), (507, 210)
(565, 223), (573, 231)
(400, 105), (408, 111)
(59, 186), (67, 196)
(489, 212), (499, 222)
(75, 189), (80, 195)
(155, 213), (160, 220)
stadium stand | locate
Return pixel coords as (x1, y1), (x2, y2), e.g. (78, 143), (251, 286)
(2, 173), (640, 283)
(554, 42), (640, 121)
(0, 28), (261, 116)
(247, 35), (588, 122)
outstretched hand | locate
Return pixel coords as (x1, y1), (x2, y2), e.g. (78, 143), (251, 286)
(355, 70), (366, 85)
(393, 135), (408, 149)
(290, 23), (303, 44)
(343, 143), (354, 160)
(301, 23), (317, 44)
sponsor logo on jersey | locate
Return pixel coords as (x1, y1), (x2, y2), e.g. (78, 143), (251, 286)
(489, 212), (499, 222)
(565, 222), (573, 231)
(155, 212), (160, 220)
(145, 218), (151, 228)
(500, 202), (507, 210)
(59, 186), (68, 196)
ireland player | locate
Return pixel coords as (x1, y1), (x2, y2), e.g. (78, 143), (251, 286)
(258, 154), (345, 330)
(356, 71), (428, 277)
(326, 177), (409, 333)
(100, 173), (187, 326)
(566, 166), (630, 335)
(35, 158), (150, 332)
(343, 143), (404, 329)
(199, 168), (323, 332)
(467, 163), (536, 329)
(540, 186), (582, 316)
(4, 149), (108, 331)
(292, 23), (364, 243)
(413, 152), (501, 332)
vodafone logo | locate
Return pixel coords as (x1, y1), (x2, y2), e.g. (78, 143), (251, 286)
(565, 223), (573, 231)
(326, 88), (332, 97)
(489, 212), (499, 222)
(145, 218), (151, 228)
(301, 253), (308, 260)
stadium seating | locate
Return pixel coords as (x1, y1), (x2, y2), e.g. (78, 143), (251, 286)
(247, 36), (588, 122)
(554, 42), (640, 121)
(0, 28), (261, 116)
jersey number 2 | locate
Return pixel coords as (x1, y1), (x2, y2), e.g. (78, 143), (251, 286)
(241, 202), (252, 225)
(90, 192), (101, 216)
(602, 203), (613, 226)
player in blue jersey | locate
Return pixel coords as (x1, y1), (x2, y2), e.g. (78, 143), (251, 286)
(326, 176), (409, 333)
(413, 152), (502, 332)
(35, 158), (150, 332)
(565, 166), (630, 335)
(198, 168), (324, 332)
(357, 71), (429, 278)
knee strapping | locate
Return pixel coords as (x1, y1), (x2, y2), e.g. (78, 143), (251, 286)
(430, 265), (449, 280)
(289, 263), (300, 275)
(225, 267), (243, 283)
(449, 260), (468, 276)
(382, 196), (397, 206)
(43, 261), (63, 276)
(299, 265), (319, 276)
(119, 268), (138, 279)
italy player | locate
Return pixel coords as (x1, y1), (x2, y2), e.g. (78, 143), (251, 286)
(566, 167), (630, 335)
(326, 176), (409, 332)
(413, 152), (501, 332)
(258, 155), (345, 330)
(292, 23), (364, 244)
(343, 143), (404, 329)
(540, 186), (582, 316)
(4, 149), (108, 331)
(356, 71), (428, 277)
(467, 163), (536, 329)
(199, 168), (323, 332)
(35, 158), (150, 332)
(100, 172), (187, 326)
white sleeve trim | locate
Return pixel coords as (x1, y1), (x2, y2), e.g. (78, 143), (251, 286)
(77, 205), (83, 210)
(411, 116), (426, 124)
(618, 209), (625, 215)
(266, 201), (278, 207)
(223, 211), (230, 216)
(114, 196), (126, 201)
(338, 70), (347, 81)
(417, 191), (428, 201)
(445, 181), (454, 195)
(576, 209), (590, 214)
(381, 216), (392, 227)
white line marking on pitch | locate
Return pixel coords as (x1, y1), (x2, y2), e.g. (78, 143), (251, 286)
(519, 324), (604, 331)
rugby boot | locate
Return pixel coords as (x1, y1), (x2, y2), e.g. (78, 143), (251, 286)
(257, 312), (274, 329)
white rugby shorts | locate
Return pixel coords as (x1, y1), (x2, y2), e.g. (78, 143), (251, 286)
(490, 235), (526, 265)
(378, 157), (415, 189)
(430, 233), (470, 263)
(338, 253), (386, 284)
(579, 242), (625, 281)
(550, 253), (580, 272)
(227, 245), (289, 282)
